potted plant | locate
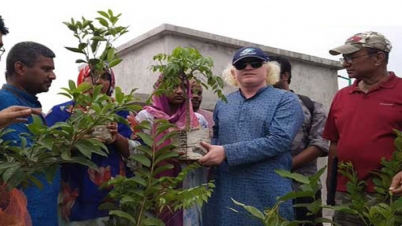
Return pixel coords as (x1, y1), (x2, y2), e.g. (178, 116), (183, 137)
(63, 9), (130, 141)
(150, 47), (226, 160)
(101, 119), (215, 225)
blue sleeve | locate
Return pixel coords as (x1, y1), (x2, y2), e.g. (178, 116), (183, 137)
(117, 111), (132, 139)
(0, 96), (32, 146)
(45, 104), (72, 127)
(224, 92), (304, 166)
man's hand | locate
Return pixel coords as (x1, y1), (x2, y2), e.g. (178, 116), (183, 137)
(198, 142), (226, 166)
(0, 106), (41, 129)
(390, 171), (402, 195)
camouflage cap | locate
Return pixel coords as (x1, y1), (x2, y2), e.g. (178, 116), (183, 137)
(329, 31), (392, 55)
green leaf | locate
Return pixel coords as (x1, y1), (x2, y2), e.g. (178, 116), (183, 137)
(136, 132), (153, 147)
(107, 48), (115, 62)
(91, 36), (107, 42)
(75, 82), (92, 93)
(275, 169), (310, 184)
(45, 164), (60, 183)
(65, 47), (84, 54)
(96, 18), (109, 27)
(75, 59), (87, 64)
(68, 80), (77, 91)
(130, 154), (151, 168)
(27, 175), (44, 189)
(78, 43), (88, 50)
(74, 139), (97, 159)
(155, 152), (179, 166)
(108, 58), (123, 68)
(107, 9), (114, 17)
(88, 58), (101, 67)
(114, 87), (124, 104)
(69, 157), (99, 171)
(129, 176), (147, 187)
(142, 218), (165, 226)
(309, 166), (327, 184)
(135, 145), (153, 156)
(277, 191), (315, 202)
(37, 137), (57, 150)
(0, 162), (20, 170)
(61, 151), (72, 161)
(2, 164), (21, 182)
(91, 40), (99, 53)
(109, 210), (136, 223)
(97, 11), (109, 19)
(232, 198), (265, 220)
(153, 164), (174, 176)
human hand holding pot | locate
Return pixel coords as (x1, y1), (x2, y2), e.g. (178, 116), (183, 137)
(198, 142), (226, 166)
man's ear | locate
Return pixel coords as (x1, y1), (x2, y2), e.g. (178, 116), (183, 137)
(14, 61), (25, 76)
(375, 52), (386, 66)
(230, 68), (239, 86)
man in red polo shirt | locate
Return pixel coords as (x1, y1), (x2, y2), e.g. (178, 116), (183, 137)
(323, 31), (402, 226)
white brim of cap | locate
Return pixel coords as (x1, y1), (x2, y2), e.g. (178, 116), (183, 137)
(329, 44), (361, 55)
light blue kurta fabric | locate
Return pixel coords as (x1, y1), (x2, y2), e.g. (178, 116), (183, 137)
(203, 86), (304, 226)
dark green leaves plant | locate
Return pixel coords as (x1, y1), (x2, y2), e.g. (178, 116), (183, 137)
(230, 167), (332, 226)
(63, 9), (128, 83)
(333, 129), (402, 226)
(0, 82), (138, 190)
(150, 47), (226, 130)
(101, 119), (214, 226)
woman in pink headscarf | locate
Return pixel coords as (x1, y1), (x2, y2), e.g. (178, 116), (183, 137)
(134, 75), (208, 226)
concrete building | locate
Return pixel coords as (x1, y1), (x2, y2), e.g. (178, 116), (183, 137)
(113, 24), (343, 219)
(114, 23), (342, 111)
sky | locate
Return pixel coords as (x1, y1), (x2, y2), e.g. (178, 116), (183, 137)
(1, 0), (402, 112)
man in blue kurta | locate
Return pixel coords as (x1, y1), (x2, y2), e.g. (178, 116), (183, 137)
(199, 47), (304, 225)
(0, 41), (59, 226)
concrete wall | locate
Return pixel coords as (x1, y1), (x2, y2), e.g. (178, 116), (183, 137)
(113, 24), (342, 112)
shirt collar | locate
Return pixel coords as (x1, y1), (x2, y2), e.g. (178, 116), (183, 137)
(239, 85), (270, 100)
(2, 84), (41, 106)
(349, 72), (397, 94)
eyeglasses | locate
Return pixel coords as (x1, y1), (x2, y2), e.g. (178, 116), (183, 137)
(234, 61), (265, 70)
(339, 54), (373, 64)
(0, 46), (5, 59)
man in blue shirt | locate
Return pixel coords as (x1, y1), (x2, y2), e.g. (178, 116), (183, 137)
(0, 41), (59, 226)
(199, 47), (304, 225)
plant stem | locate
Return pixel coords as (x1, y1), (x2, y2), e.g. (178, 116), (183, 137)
(137, 122), (158, 225)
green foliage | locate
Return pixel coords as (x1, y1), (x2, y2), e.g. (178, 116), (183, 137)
(239, 129), (402, 225)
(231, 167), (333, 226)
(101, 119), (214, 226)
(63, 9), (128, 82)
(334, 129), (402, 226)
(150, 47), (226, 129)
(0, 82), (138, 190)
(230, 130), (402, 226)
(371, 129), (402, 198)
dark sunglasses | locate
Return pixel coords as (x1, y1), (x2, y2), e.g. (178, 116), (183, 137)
(234, 61), (265, 70)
